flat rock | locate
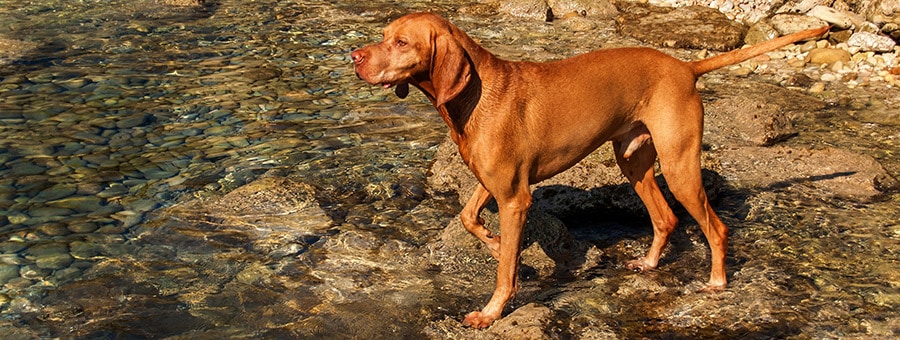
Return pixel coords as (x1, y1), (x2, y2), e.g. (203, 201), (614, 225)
(744, 21), (779, 45)
(847, 31), (897, 52)
(806, 5), (863, 29)
(616, 4), (747, 51)
(165, 176), (332, 235)
(805, 47), (852, 65)
(499, 0), (551, 21)
(489, 303), (554, 339)
(703, 81), (826, 146)
(712, 146), (896, 198)
(548, 0), (618, 19)
(769, 13), (828, 35)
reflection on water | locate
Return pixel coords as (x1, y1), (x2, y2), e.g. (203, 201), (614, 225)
(0, 0), (898, 338)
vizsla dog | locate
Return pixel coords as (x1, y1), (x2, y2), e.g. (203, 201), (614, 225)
(351, 12), (827, 328)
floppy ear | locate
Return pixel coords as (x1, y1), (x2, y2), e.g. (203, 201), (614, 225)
(431, 34), (471, 108)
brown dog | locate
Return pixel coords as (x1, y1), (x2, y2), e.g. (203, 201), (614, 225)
(351, 12), (827, 328)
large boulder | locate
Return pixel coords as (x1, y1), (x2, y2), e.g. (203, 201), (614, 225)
(703, 82), (827, 147)
(616, 4), (747, 51)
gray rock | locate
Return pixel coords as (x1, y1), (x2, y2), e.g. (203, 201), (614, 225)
(499, 0), (552, 21)
(0, 264), (20, 285)
(769, 13), (828, 35)
(713, 146), (896, 198)
(847, 31), (897, 52)
(744, 21), (779, 45)
(704, 81), (826, 147)
(489, 303), (554, 339)
(35, 253), (74, 270)
(165, 176), (332, 234)
(806, 5), (863, 29)
(47, 195), (104, 212)
(548, 0), (618, 19)
(617, 5), (747, 51)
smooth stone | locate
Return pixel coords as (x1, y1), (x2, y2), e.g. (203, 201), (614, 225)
(111, 210), (143, 228)
(129, 200), (158, 212)
(0, 242), (27, 254)
(47, 195), (104, 212)
(20, 265), (50, 280)
(35, 223), (71, 236)
(10, 163), (46, 176)
(0, 254), (25, 265)
(96, 224), (127, 234)
(116, 114), (151, 129)
(58, 78), (89, 90)
(28, 207), (74, 218)
(730, 66), (753, 76)
(67, 222), (100, 233)
(142, 169), (177, 180)
(806, 48), (851, 65)
(35, 253), (74, 270)
(203, 125), (233, 135)
(53, 267), (82, 283)
(26, 243), (68, 258)
(97, 184), (129, 198)
(31, 184), (78, 203)
(7, 213), (28, 225)
(809, 81), (825, 93)
(26, 72), (54, 83)
(0, 265), (19, 285)
(68, 241), (102, 260)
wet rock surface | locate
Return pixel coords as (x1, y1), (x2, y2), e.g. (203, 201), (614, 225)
(0, 0), (898, 339)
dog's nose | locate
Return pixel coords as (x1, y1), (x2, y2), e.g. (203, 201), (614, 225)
(350, 50), (365, 65)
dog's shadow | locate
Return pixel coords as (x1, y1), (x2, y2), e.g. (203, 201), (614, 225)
(493, 168), (862, 284)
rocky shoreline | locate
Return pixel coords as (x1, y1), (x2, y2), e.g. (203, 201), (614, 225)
(1, 0), (898, 338)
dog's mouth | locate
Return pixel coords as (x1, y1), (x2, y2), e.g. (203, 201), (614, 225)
(383, 82), (409, 99)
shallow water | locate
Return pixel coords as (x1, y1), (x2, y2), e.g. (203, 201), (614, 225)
(1, 0), (898, 338)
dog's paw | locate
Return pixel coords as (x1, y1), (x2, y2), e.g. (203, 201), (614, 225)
(624, 257), (656, 272)
(463, 311), (497, 329)
(698, 282), (726, 293)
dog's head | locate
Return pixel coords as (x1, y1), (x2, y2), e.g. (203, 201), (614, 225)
(351, 12), (471, 107)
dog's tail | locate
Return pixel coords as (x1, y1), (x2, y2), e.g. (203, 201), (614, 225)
(689, 26), (830, 76)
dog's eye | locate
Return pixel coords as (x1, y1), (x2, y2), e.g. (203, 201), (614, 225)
(395, 39), (407, 47)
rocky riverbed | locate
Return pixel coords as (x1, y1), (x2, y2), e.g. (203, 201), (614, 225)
(1, 0), (898, 338)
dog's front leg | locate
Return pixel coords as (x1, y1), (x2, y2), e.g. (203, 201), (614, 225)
(463, 190), (532, 328)
(460, 184), (501, 259)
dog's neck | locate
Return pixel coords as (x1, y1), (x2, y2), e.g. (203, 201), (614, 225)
(430, 24), (500, 140)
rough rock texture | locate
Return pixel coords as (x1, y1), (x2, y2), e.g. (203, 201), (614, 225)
(713, 146), (897, 198)
(496, 0), (618, 20)
(488, 303), (554, 339)
(167, 176), (332, 233)
(0, 38), (38, 66)
(498, 0), (552, 21)
(847, 31), (898, 51)
(157, 0), (206, 6)
(769, 13), (829, 35)
(703, 82), (827, 146)
(744, 21), (780, 45)
(616, 4), (747, 51)
(548, 0), (618, 18)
